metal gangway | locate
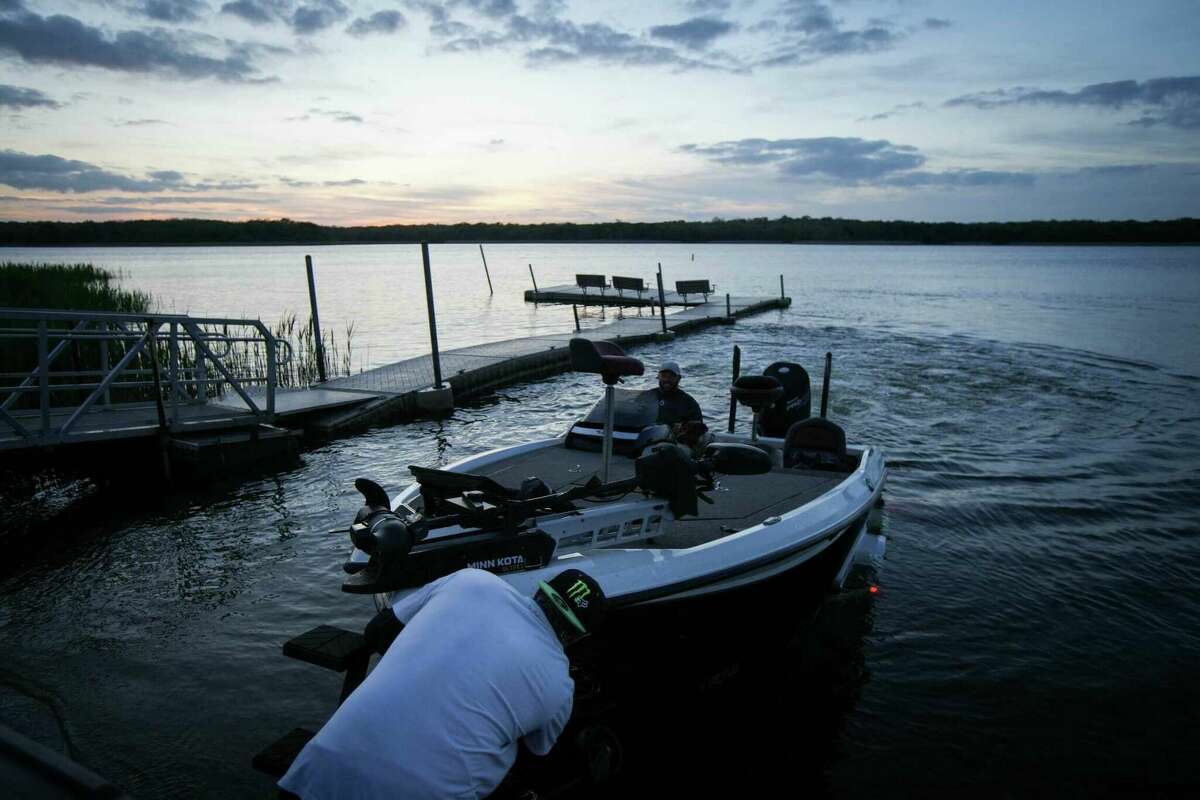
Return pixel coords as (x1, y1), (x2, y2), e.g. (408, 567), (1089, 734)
(0, 308), (291, 453)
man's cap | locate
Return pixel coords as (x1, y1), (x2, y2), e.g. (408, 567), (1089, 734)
(659, 361), (682, 378)
(537, 569), (606, 634)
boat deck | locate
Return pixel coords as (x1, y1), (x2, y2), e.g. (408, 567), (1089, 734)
(449, 442), (849, 548)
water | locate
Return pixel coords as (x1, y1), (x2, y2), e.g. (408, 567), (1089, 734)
(1, 244), (1199, 796)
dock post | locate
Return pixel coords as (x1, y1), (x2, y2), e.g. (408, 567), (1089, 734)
(37, 320), (48, 436)
(422, 243), (444, 389)
(726, 293), (731, 318)
(656, 264), (667, 334)
(727, 345), (741, 433)
(305, 255), (327, 383)
(572, 304), (580, 332)
(479, 244), (494, 295)
(779, 274), (785, 301)
(820, 351), (832, 418)
(147, 321), (173, 480)
(528, 264), (539, 296)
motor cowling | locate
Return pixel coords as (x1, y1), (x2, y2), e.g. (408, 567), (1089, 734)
(757, 362), (811, 438)
(342, 478), (415, 593)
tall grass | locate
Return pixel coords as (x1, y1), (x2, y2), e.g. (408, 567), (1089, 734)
(0, 262), (152, 312)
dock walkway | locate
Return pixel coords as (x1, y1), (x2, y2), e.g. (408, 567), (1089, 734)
(0, 294), (788, 459)
(307, 294), (788, 436)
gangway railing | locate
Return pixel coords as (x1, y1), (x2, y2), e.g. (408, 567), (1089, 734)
(0, 308), (292, 448)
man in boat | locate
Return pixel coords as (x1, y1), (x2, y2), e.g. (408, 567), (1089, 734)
(653, 360), (702, 426)
(653, 360), (708, 452)
(277, 567), (606, 800)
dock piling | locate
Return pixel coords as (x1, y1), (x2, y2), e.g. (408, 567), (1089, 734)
(727, 345), (741, 433)
(726, 293), (731, 318)
(572, 304), (580, 332)
(528, 264), (539, 296)
(820, 351), (832, 418)
(479, 244), (494, 296)
(656, 264), (667, 334)
(305, 255), (327, 383)
(421, 243), (444, 389)
(779, 274), (785, 301)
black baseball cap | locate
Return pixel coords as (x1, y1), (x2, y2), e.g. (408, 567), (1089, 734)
(537, 569), (607, 634)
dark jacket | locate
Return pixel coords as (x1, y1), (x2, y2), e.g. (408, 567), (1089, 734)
(652, 387), (703, 425)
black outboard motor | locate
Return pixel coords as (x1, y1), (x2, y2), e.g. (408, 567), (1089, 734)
(343, 478), (416, 592)
(757, 362), (811, 438)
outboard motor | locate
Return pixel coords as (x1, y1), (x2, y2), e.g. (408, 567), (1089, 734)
(757, 362), (811, 438)
(343, 478), (415, 592)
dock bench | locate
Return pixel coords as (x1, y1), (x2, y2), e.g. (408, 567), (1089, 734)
(611, 276), (646, 301)
(675, 279), (714, 303)
(575, 274), (608, 296)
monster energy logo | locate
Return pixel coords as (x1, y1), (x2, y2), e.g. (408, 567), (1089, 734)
(566, 580), (591, 607)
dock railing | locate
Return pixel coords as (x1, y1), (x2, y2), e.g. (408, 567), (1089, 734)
(0, 308), (291, 447)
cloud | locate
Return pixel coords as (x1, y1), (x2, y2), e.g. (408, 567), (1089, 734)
(220, 0), (290, 24)
(859, 100), (927, 122)
(130, 0), (210, 23)
(115, 118), (169, 126)
(406, 1), (737, 71)
(649, 17), (736, 50)
(347, 9), (406, 36)
(0, 9), (276, 82)
(0, 149), (258, 192)
(945, 76), (1200, 130)
(221, 0), (348, 34)
(293, 0), (349, 34)
(287, 107), (364, 122)
(924, 18), (950, 30)
(0, 83), (60, 109)
(754, 1), (907, 67)
(685, 0), (730, 11)
(883, 169), (1035, 188)
(680, 136), (1037, 188)
(279, 176), (366, 187)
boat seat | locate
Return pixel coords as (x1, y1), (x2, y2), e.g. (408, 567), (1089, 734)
(783, 418), (848, 471)
(731, 375), (783, 413)
(569, 338), (644, 385)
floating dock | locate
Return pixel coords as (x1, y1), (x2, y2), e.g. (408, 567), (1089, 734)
(308, 293), (789, 437)
(0, 294), (788, 474)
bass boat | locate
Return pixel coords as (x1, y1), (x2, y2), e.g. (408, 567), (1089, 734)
(336, 338), (887, 686)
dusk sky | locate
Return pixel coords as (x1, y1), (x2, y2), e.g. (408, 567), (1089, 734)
(1, 0), (1198, 225)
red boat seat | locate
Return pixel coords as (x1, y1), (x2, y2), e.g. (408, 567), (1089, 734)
(569, 338), (644, 386)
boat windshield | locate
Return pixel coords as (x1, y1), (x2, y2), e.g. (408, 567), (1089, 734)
(581, 388), (660, 428)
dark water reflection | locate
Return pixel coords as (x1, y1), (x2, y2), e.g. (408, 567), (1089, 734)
(3, 247), (1200, 796)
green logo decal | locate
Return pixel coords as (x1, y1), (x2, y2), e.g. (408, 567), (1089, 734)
(566, 579), (591, 607)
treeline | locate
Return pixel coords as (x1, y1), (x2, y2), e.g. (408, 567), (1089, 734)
(1, 216), (1198, 246)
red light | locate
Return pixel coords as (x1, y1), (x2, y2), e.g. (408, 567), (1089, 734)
(868, 585), (879, 594)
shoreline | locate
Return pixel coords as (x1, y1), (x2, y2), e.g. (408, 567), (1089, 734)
(3, 239), (1198, 248)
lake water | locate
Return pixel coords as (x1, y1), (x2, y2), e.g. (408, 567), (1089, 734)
(1, 243), (1199, 796)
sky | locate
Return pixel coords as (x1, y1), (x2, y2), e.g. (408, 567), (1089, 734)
(1, 0), (1198, 225)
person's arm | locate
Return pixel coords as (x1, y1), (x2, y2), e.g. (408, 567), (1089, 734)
(522, 692), (574, 756)
(685, 392), (703, 422)
(363, 607), (404, 656)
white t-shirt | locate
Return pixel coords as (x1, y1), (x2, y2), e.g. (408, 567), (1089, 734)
(279, 569), (574, 800)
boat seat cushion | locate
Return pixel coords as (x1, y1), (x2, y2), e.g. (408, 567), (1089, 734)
(784, 418), (848, 471)
(569, 338), (645, 384)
